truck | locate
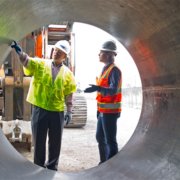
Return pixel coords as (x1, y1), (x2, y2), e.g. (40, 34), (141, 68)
(0, 22), (87, 151)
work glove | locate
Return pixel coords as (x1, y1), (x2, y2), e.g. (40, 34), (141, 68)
(64, 112), (72, 126)
(11, 41), (22, 55)
(84, 84), (100, 93)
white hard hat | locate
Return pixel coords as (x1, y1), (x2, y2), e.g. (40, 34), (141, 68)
(100, 40), (117, 53)
(54, 40), (70, 55)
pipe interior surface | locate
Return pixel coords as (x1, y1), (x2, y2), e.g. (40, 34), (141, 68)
(0, 0), (180, 179)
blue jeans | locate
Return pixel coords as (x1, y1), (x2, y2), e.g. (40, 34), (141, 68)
(96, 112), (120, 163)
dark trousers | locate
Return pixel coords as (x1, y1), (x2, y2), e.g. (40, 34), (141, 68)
(31, 106), (64, 170)
(96, 113), (120, 164)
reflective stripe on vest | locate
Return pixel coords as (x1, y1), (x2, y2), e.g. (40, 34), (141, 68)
(96, 64), (122, 113)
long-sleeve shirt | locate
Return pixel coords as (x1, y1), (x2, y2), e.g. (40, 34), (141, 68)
(19, 52), (73, 112)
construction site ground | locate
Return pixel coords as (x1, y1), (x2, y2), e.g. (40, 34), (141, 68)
(4, 94), (140, 173)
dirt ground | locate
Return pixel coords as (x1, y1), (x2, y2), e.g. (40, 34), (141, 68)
(10, 94), (141, 173)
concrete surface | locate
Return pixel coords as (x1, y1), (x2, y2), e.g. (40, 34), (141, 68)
(0, 0), (180, 179)
(18, 96), (140, 173)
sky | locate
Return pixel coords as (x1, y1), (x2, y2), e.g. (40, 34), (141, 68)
(72, 22), (142, 90)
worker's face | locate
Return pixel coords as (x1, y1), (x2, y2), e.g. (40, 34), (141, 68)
(99, 51), (111, 64)
(52, 48), (66, 62)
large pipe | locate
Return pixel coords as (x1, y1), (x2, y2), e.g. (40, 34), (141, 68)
(0, 0), (180, 179)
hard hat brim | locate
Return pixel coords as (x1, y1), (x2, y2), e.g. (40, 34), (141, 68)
(100, 48), (117, 53)
(54, 44), (69, 55)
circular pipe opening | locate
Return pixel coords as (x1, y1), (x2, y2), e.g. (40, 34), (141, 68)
(0, 22), (142, 172)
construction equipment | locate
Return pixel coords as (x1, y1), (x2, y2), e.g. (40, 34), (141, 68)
(0, 22), (87, 151)
(40, 23), (87, 128)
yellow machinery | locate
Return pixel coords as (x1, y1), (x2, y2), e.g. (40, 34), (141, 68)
(0, 22), (87, 151)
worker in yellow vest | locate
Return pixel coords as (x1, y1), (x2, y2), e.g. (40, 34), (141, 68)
(11, 40), (76, 171)
(84, 40), (122, 164)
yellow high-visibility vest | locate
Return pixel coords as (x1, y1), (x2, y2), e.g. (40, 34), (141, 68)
(23, 58), (77, 112)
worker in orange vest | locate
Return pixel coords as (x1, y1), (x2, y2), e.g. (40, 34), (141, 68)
(84, 40), (122, 164)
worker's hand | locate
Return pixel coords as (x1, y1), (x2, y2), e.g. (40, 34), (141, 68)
(64, 112), (72, 126)
(11, 41), (22, 55)
(84, 84), (100, 93)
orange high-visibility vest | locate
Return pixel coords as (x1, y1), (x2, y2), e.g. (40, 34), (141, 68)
(96, 64), (122, 113)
